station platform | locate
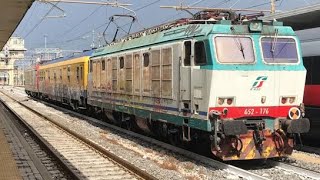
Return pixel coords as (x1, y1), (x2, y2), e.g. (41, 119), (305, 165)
(0, 120), (22, 180)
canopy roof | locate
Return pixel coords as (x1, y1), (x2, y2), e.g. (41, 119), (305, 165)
(0, 0), (34, 49)
(263, 4), (320, 31)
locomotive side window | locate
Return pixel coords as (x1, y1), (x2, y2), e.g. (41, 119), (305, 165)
(102, 60), (105, 71)
(119, 57), (124, 69)
(143, 53), (150, 67)
(215, 36), (255, 63)
(261, 37), (298, 64)
(194, 41), (207, 65)
(100, 58), (107, 89)
(184, 41), (191, 66)
(119, 56), (125, 91)
(143, 53), (151, 95)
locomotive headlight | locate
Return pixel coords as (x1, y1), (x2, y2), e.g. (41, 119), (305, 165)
(218, 98), (225, 105)
(289, 97), (296, 104)
(217, 97), (235, 106)
(227, 98), (233, 105)
(249, 20), (263, 32)
(280, 96), (296, 105)
(281, 97), (287, 104)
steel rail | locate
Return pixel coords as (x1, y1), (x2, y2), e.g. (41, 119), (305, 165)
(0, 91), (156, 180)
(269, 160), (320, 180)
(0, 102), (54, 180)
(0, 95), (82, 180)
(298, 145), (320, 155)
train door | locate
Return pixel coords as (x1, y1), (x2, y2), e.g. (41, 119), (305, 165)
(180, 41), (192, 108)
(180, 40), (193, 141)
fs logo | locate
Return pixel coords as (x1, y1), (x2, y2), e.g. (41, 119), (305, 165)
(251, 76), (268, 91)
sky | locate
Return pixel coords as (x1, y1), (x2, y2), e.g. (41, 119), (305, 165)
(13, 0), (320, 54)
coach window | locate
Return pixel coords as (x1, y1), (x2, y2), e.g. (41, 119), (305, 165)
(80, 66), (83, 80)
(102, 60), (106, 71)
(184, 41), (191, 66)
(76, 67), (80, 80)
(194, 41), (207, 65)
(89, 60), (93, 72)
(119, 57), (124, 69)
(67, 66), (71, 82)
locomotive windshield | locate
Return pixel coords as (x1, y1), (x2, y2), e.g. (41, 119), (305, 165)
(214, 36), (255, 63)
(261, 37), (299, 63)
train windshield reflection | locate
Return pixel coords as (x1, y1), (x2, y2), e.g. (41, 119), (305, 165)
(214, 36), (255, 64)
(261, 37), (299, 64)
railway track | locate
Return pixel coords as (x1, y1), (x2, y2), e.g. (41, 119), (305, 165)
(298, 145), (320, 155)
(3, 87), (320, 180)
(0, 90), (155, 180)
(269, 160), (320, 179)
(0, 87), (270, 179)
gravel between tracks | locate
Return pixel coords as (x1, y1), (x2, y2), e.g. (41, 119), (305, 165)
(1, 88), (231, 180)
(284, 150), (320, 173)
(5, 87), (320, 180)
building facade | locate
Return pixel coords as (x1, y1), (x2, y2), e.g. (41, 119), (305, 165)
(0, 37), (26, 86)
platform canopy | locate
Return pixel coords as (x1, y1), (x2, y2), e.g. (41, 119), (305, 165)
(0, 0), (34, 49)
(262, 3), (320, 31)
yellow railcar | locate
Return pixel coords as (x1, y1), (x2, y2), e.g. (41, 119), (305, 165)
(38, 51), (92, 109)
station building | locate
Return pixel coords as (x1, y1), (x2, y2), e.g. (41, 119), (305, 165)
(0, 37), (26, 86)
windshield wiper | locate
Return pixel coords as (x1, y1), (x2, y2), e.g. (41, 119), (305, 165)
(230, 26), (246, 59)
(270, 28), (279, 56)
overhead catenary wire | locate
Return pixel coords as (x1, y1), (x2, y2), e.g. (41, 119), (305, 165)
(17, 2), (38, 36)
(24, 2), (59, 39)
(57, 5), (103, 39)
(42, 0), (162, 48)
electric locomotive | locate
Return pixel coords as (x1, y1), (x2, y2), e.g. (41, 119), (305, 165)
(25, 9), (310, 161)
(87, 9), (310, 160)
